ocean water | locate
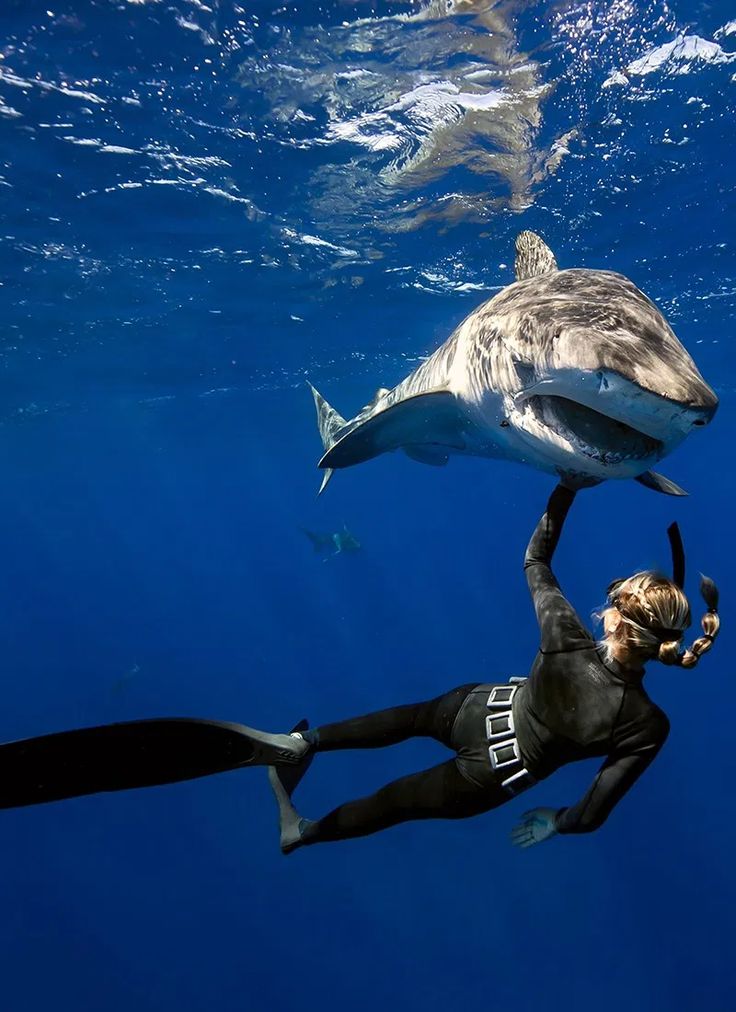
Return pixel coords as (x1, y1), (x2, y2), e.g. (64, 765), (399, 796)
(0, 1), (734, 1009)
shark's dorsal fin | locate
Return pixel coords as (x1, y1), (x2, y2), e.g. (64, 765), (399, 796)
(635, 470), (688, 497)
(514, 231), (558, 281)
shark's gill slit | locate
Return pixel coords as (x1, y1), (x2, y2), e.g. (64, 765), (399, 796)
(528, 396), (663, 463)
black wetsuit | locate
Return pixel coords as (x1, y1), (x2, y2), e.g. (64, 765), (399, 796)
(300, 485), (669, 845)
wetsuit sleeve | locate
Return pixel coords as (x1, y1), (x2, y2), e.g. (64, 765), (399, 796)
(554, 708), (670, 834)
(524, 484), (591, 652)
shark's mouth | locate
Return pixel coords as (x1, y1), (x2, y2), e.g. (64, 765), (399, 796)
(528, 395), (663, 464)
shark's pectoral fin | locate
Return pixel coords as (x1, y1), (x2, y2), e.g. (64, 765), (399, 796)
(635, 470), (688, 497)
(404, 445), (450, 467)
(319, 390), (464, 470)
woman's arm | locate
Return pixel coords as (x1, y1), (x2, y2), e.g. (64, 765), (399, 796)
(524, 483), (592, 652)
(555, 706), (670, 834)
(512, 708), (670, 846)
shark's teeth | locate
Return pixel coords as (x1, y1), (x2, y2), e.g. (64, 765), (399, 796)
(526, 395), (663, 465)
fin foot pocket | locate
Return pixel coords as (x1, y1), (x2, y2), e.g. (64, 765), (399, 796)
(274, 719), (314, 798)
(0, 718), (312, 809)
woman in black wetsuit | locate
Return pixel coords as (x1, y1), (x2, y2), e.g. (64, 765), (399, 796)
(267, 484), (720, 853)
(0, 485), (720, 851)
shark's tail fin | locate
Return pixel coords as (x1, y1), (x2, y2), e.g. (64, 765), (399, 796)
(309, 383), (348, 495)
(300, 528), (327, 552)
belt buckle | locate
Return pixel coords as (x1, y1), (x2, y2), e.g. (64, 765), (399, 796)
(488, 738), (520, 770)
(501, 767), (535, 795)
(485, 710), (515, 742)
(487, 684), (517, 709)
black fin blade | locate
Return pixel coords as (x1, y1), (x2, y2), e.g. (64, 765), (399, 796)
(0, 718), (256, 809)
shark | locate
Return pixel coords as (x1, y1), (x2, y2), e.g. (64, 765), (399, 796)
(310, 232), (717, 496)
(301, 525), (361, 558)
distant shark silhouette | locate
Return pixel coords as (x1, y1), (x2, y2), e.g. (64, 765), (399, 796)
(310, 232), (717, 496)
(110, 663), (141, 696)
(301, 525), (361, 559)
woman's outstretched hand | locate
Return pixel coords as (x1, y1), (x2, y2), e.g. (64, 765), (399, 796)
(510, 807), (559, 848)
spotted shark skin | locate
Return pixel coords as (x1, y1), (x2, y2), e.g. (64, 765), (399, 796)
(311, 233), (717, 495)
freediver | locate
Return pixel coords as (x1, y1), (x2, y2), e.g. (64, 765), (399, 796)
(0, 485), (719, 855)
(268, 483), (720, 852)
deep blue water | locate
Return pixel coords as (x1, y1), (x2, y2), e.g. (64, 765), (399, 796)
(1, 1), (735, 1009)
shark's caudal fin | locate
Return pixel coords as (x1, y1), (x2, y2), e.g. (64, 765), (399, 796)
(514, 231), (558, 281)
(319, 390), (464, 472)
(300, 528), (329, 552)
(309, 384), (348, 495)
(635, 470), (688, 496)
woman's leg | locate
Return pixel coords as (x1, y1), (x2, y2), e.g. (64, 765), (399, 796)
(311, 683), (479, 752)
(300, 758), (507, 845)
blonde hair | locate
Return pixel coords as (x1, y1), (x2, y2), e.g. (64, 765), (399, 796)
(601, 571), (720, 669)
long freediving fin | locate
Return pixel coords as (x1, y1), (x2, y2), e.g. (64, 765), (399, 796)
(270, 719), (314, 799)
(267, 765), (306, 854)
(635, 470), (688, 497)
(0, 718), (310, 809)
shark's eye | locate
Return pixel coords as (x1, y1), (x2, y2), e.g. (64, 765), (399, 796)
(500, 419), (510, 428)
(693, 419), (706, 426)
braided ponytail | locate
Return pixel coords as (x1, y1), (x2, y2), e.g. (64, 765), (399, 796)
(667, 575), (720, 669)
(657, 638), (683, 666)
(604, 571), (720, 670)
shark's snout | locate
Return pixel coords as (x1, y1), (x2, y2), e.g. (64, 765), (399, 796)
(684, 385), (718, 425)
(656, 375), (718, 436)
(508, 361), (716, 484)
(517, 366), (717, 446)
